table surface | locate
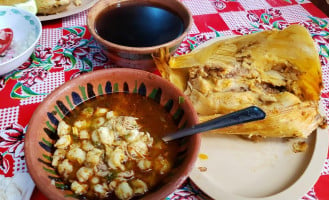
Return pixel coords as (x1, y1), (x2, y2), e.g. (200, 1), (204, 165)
(0, 0), (329, 200)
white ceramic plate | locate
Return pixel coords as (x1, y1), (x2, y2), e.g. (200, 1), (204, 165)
(37, 0), (98, 21)
(189, 36), (329, 200)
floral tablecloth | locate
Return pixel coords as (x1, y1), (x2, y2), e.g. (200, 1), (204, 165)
(1, 0), (329, 199)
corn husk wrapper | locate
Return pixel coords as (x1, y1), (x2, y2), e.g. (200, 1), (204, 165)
(154, 24), (325, 138)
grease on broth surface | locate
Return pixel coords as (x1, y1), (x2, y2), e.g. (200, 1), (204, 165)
(52, 93), (179, 200)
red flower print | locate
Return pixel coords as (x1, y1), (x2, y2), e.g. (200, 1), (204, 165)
(194, 34), (212, 44)
(266, 8), (281, 18)
(0, 77), (5, 91)
(0, 153), (10, 174)
(176, 34), (213, 54)
(177, 42), (191, 55)
(93, 52), (108, 63)
(0, 124), (25, 158)
(320, 55), (328, 66)
(34, 46), (53, 60)
(257, 24), (273, 31)
(273, 20), (289, 30)
(312, 35), (327, 46)
(300, 22), (323, 35)
(170, 189), (200, 200)
(235, 27), (259, 35)
(73, 46), (90, 58)
(18, 67), (48, 87)
(247, 13), (260, 23)
(212, 0), (226, 10)
(53, 53), (72, 68)
(58, 33), (82, 49)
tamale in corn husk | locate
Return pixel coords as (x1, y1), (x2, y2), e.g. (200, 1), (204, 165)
(154, 24), (325, 138)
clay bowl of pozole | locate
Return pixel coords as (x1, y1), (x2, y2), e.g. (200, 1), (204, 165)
(25, 68), (201, 200)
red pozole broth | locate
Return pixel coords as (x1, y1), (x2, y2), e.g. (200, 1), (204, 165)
(59, 93), (180, 199)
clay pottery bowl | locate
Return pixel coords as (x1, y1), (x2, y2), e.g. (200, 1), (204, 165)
(87, 0), (192, 72)
(25, 68), (201, 200)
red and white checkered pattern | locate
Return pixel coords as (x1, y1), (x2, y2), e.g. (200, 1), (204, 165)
(321, 159), (329, 175)
(220, 11), (253, 29)
(239, 0), (271, 10)
(183, 0), (218, 16)
(38, 28), (62, 48)
(280, 5), (313, 23)
(0, 107), (19, 130)
(13, 157), (27, 174)
(63, 10), (88, 27)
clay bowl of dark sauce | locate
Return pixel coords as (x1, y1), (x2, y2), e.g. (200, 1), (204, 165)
(87, 0), (192, 71)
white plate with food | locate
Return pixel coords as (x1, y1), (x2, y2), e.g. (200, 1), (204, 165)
(37, 0), (98, 21)
(189, 110), (328, 200)
(0, 5), (42, 75)
(154, 25), (329, 199)
(187, 34), (328, 199)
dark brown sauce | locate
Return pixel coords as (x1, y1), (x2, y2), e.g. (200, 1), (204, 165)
(63, 93), (179, 200)
(95, 3), (184, 47)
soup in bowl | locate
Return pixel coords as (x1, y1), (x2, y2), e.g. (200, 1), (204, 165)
(87, 0), (192, 71)
(25, 68), (200, 200)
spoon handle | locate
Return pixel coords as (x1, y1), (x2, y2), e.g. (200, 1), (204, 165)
(162, 106), (266, 142)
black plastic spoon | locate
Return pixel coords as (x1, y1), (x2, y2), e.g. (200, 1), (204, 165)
(162, 106), (266, 142)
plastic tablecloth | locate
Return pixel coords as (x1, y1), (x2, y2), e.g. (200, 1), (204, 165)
(0, 0), (329, 199)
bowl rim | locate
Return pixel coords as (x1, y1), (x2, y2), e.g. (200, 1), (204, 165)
(87, 0), (193, 53)
(0, 6), (42, 69)
(25, 68), (201, 200)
